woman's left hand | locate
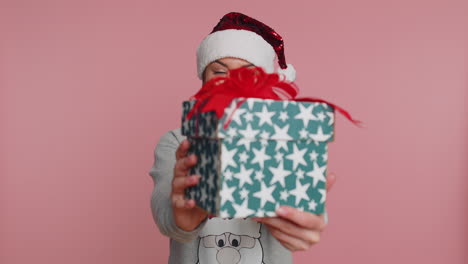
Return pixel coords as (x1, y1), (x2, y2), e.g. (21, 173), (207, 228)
(252, 172), (336, 251)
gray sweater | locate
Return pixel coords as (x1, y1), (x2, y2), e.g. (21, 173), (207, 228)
(149, 128), (328, 264)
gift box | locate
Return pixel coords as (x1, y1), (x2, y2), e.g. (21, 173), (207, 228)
(181, 97), (335, 218)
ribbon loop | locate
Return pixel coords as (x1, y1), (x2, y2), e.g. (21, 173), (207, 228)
(186, 66), (363, 129)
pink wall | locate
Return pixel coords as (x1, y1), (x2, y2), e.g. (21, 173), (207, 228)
(1, 0), (467, 263)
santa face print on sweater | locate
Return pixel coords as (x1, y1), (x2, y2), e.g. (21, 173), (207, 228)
(196, 217), (265, 264)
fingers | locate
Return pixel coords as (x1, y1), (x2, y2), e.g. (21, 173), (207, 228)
(275, 206), (326, 231)
(172, 195), (197, 210)
(172, 174), (201, 195)
(265, 224), (321, 251)
(171, 174), (199, 210)
(326, 172), (336, 192)
(175, 139), (190, 160)
(255, 208), (325, 252)
(174, 153), (198, 178)
(172, 140), (201, 211)
(257, 217), (321, 242)
(174, 140), (197, 179)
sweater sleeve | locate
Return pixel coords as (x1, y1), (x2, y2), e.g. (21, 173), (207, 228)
(148, 130), (207, 243)
(324, 208), (329, 225)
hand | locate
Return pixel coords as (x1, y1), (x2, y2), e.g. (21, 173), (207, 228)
(252, 172), (336, 251)
(171, 139), (208, 231)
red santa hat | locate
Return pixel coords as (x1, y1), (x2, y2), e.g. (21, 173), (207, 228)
(196, 12), (296, 82)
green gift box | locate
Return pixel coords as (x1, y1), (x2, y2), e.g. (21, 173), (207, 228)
(181, 98), (335, 218)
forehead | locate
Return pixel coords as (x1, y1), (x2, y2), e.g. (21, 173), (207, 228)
(207, 57), (253, 67)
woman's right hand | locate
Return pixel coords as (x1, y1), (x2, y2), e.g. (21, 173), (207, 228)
(171, 139), (208, 231)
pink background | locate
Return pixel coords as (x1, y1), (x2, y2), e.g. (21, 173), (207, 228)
(1, 0), (467, 263)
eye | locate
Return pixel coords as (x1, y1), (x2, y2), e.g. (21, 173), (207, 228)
(215, 235), (226, 247)
(228, 234), (240, 247)
(214, 71), (226, 75)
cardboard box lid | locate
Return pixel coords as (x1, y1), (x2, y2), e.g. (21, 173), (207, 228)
(182, 98), (335, 142)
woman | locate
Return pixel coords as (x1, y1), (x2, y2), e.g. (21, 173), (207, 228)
(149, 12), (336, 264)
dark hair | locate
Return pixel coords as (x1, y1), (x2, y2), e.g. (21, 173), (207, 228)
(202, 68), (206, 84)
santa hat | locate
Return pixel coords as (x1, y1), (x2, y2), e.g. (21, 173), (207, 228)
(196, 12), (296, 82)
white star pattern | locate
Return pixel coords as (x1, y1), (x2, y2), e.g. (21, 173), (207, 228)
(205, 169), (215, 190)
(224, 169), (234, 181)
(237, 123), (259, 151)
(232, 199), (255, 217)
(259, 131), (270, 139)
(187, 98), (335, 218)
(223, 100), (247, 126)
(234, 164), (254, 187)
(200, 187), (208, 203)
(265, 203), (281, 217)
(274, 152), (284, 163)
(255, 105), (275, 127)
(316, 111), (326, 121)
(239, 188), (249, 200)
(238, 151), (249, 163)
(275, 140), (289, 152)
(308, 199), (318, 211)
(322, 152), (328, 162)
(285, 144), (308, 170)
(244, 112), (254, 122)
(246, 99), (255, 110)
(271, 124), (292, 152)
(220, 209), (230, 218)
(227, 127), (238, 138)
(256, 208), (265, 217)
(237, 138), (253, 151)
(200, 153), (209, 172)
(296, 168), (305, 180)
(188, 188), (196, 199)
(306, 160), (327, 188)
(224, 136), (234, 144)
(221, 145), (238, 171)
(310, 126), (332, 142)
(203, 114), (212, 135)
(280, 190), (289, 201)
(318, 188), (326, 203)
(278, 111), (289, 122)
(290, 179), (310, 206)
(239, 123), (260, 139)
(219, 182), (236, 204)
(251, 146), (272, 169)
(326, 111), (334, 126)
(309, 150), (318, 161)
(254, 171), (265, 181)
(271, 124), (293, 141)
(268, 161), (291, 188)
(264, 99), (274, 106)
(295, 104), (318, 128)
(253, 182), (276, 207)
(299, 128), (309, 139)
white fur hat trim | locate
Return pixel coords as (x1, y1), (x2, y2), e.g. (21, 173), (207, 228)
(196, 29), (276, 80)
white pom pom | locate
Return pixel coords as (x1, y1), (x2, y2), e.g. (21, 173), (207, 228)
(277, 63), (296, 82)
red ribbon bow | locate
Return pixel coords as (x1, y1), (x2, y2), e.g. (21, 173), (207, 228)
(186, 66), (364, 130)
